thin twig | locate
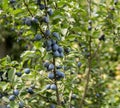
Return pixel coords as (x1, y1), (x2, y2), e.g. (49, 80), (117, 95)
(44, 0), (49, 30)
(68, 91), (73, 108)
(23, 0), (45, 35)
(91, 41), (101, 59)
(80, 0), (92, 108)
(53, 57), (61, 105)
(23, 0), (33, 17)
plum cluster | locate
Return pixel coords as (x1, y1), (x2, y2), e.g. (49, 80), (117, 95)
(8, 89), (24, 108)
(44, 62), (65, 78)
(22, 17), (39, 26)
(44, 39), (64, 57)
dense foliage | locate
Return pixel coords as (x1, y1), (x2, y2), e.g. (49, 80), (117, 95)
(0, 0), (120, 108)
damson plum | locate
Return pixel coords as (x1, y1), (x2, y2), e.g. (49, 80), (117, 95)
(13, 89), (19, 96)
(43, 62), (50, 68)
(36, 0), (41, 5)
(15, 72), (22, 77)
(71, 94), (77, 99)
(50, 104), (55, 108)
(77, 62), (82, 67)
(32, 17), (39, 24)
(43, 16), (49, 23)
(58, 47), (63, 53)
(56, 71), (65, 79)
(53, 50), (60, 57)
(24, 68), (30, 74)
(19, 101), (24, 108)
(45, 30), (51, 37)
(99, 34), (105, 41)
(46, 40), (52, 46)
(25, 18), (31, 26)
(52, 32), (60, 40)
(52, 44), (59, 51)
(9, 95), (15, 101)
(46, 84), (51, 90)
(60, 52), (64, 57)
(47, 8), (53, 16)
(50, 84), (57, 90)
(46, 46), (52, 51)
(34, 34), (42, 41)
(39, 4), (45, 10)
(48, 72), (54, 80)
(10, 0), (16, 4)
(47, 64), (54, 71)
(88, 26), (92, 31)
(27, 87), (34, 94)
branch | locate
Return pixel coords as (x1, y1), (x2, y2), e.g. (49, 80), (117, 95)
(23, 0), (33, 17)
(23, 0), (45, 36)
(53, 57), (61, 105)
(44, 0), (49, 29)
(80, 45), (92, 108)
(80, 0), (92, 108)
(91, 42), (101, 59)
